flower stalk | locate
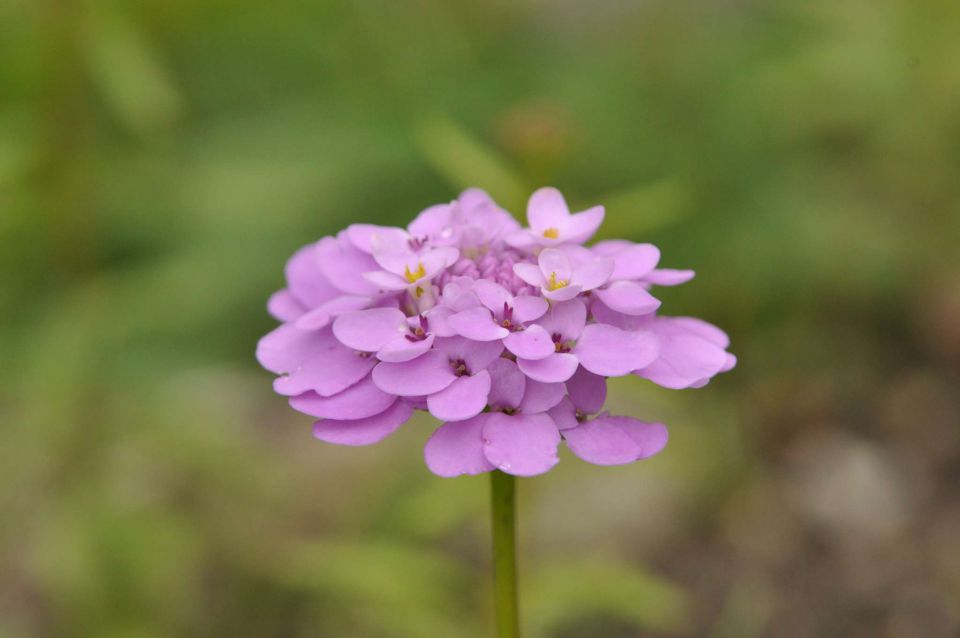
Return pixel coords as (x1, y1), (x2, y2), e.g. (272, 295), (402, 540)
(490, 470), (520, 638)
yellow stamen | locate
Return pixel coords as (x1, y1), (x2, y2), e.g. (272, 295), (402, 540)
(415, 285), (424, 298)
(547, 271), (568, 291)
(543, 227), (560, 239)
(404, 262), (426, 283)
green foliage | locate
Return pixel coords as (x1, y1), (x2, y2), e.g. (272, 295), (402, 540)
(2, 0), (959, 636)
(525, 559), (690, 636)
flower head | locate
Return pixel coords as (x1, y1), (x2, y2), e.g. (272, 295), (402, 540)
(257, 187), (735, 476)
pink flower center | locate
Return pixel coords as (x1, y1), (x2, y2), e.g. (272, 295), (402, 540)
(440, 247), (537, 297)
(450, 358), (470, 377)
(552, 332), (573, 353)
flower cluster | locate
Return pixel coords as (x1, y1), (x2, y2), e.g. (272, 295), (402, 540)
(257, 188), (735, 476)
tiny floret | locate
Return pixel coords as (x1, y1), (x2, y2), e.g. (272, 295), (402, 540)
(257, 187), (735, 476)
(405, 263), (426, 283)
(547, 272), (568, 291)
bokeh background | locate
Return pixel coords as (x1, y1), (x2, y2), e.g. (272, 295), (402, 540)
(3, 0), (960, 636)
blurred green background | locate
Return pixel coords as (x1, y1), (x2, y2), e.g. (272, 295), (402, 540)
(2, 0), (959, 636)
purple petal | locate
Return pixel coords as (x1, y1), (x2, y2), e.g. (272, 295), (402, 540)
(458, 187), (494, 210)
(423, 305), (457, 337)
(644, 268), (695, 286)
(419, 247), (460, 277)
(591, 239), (633, 256)
(518, 379), (566, 413)
(637, 331), (729, 389)
(565, 366), (607, 414)
(346, 224), (408, 254)
(486, 358), (526, 410)
(285, 242), (339, 307)
(610, 243), (660, 280)
(274, 343), (377, 397)
(439, 278), (483, 312)
(424, 415), (495, 477)
(574, 324), (659, 377)
(588, 297), (631, 328)
(294, 308), (336, 333)
(332, 308), (406, 352)
(448, 307), (509, 341)
(295, 295), (372, 331)
(371, 238), (417, 274)
(511, 296), (548, 323)
(472, 280), (512, 313)
(542, 284), (583, 302)
(482, 412), (560, 476)
(316, 234), (383, 296)
(571, 257), (614, 291)
(667, 317), (731, 348)
(604, 416), (668, 459)
(505, 230), (537, 249)
(721, 353), (738, 372)
(289, 376), (394, 419)
(267, 289), (306, 322)
(362, 270), (412, 291)
(594, 281), (661, 316)
(563, 416), (647, 465)
(557, 243), (595, 267)
(256, 324), (330, 374)
(513, 262), (545, 287)
(408, 203), (454, 238)
(426, 370), (491, 422)
(312, 399), (412, 446)
(538, 248), (572, 282)
(537, 298), (587, 341)
(503, 324), (555, 360)
(433, 336), (504, 373)
(527, 187), (570, 232)
(517, 353), (579, 383)
(372, 350), (457, 396)
(547, 397), (579, 431)
(559, 206), (604, 244)
(377, 333), (435, 362)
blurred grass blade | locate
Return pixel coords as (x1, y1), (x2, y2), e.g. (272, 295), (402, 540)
(524, 559), (691, 637)
(596, 178), (691, 238)
(416, 116), (527, 211)
(81, 6), (183, 136)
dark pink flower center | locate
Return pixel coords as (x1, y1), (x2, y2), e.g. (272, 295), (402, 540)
(404, 315), (431, 342)
(450, 357), (470, 377)
(498, 302), (523, 332)
(440, 247), (537, 296)
(552, 332), (573, 353)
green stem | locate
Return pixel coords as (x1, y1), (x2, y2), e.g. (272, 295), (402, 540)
(490, 470), (520, 638)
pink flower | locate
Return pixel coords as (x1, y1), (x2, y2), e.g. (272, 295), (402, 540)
(514, 299), (659, 383)
(507, 187), (605, 248)
(548, 368), (668, 466)
(512, 248), (615, 301)
(257, 187), (735, 476)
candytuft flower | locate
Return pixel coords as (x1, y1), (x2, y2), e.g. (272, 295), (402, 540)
(257, 187), (735, 476)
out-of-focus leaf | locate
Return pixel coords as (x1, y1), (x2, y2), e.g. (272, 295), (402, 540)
(81, 6), (183, 135)
(275, 539), (481, 638)
(0, 110), (39, 189)
(416, 116), (527, 212)
(525, 559), (691, 636)
(595, 178), (691, 238)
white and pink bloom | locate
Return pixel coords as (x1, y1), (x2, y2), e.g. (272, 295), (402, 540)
(257, 187), (735, 476)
